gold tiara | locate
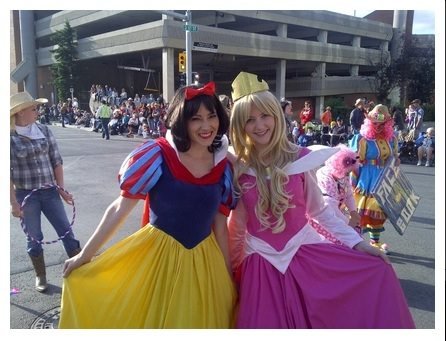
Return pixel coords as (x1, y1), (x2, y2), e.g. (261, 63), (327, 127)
(231, 72), (269, 102)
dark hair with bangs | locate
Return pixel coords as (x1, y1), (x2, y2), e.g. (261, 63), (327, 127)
(167, 85), (229, 153)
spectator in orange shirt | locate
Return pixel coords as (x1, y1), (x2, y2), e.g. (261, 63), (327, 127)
(320, 106), (333, 146)
(320, 106), (332, 127)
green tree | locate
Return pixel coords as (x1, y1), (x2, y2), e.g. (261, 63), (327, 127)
(406, 44), (435, 104)
(367, 48), (408, 105)
(50, 21), (78, 103)
(368, 35), (434, 107)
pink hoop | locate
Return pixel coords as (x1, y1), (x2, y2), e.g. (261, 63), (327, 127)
(19, 184), (76, 245)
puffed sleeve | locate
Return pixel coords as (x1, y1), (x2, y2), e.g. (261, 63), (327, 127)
(348, 133), (362, 154)
(349, 135), (366, 188)
(118, 140), (163, 200)
(316, 167), (341, 201)
(219, 162), (238, 216)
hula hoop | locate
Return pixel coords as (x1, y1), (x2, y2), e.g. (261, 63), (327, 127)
(19, 184), (76, 245)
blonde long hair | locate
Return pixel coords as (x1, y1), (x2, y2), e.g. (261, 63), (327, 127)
(230, 91), (299, 233)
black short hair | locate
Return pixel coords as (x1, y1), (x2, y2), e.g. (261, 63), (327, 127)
(167, 85), (229, 153)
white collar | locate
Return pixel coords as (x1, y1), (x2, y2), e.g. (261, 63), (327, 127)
(244, 145), (340, 176)
(165, 130), (228, 166)
(15, 123), (46, 140)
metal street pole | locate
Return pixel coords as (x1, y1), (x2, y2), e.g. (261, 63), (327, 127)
(155, 10), (193, 86)
(185, 10), (192, 85)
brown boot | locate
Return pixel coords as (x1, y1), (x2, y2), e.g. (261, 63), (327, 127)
(29, 253), (48, 293)
(67, 247), (82, 258)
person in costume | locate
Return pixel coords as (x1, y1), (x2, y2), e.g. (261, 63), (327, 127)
(10, 92), (82, 293)
(227, 72), (414, 328)
(298, 100), (313, 127)
(315, 145), (362, 235)
(59, 82), (237, 328)
(349, 104), (400, 254)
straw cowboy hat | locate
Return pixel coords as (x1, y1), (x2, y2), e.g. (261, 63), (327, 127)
(367, 104), (392, 123)
(10, 92), (48, 116)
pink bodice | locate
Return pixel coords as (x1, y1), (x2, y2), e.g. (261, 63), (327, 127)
(239, 173), (309, 251)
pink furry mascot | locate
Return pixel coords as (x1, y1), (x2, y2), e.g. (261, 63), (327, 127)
(316, 145), (362, 234)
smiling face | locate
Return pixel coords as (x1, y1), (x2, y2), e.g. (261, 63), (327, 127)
(244, 103), (275, 152)
(187, 103), (220, 149)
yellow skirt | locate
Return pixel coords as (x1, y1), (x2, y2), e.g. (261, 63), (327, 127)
(59, 225), (237, 328)
(354, 192), (387, 229)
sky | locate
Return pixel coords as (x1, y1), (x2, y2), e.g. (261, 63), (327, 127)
(334, 10), (435, 35)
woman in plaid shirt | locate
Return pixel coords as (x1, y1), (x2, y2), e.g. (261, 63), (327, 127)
(10, 92), (81, 293)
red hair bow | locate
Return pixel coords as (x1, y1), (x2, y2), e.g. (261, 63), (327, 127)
(185, 82), (216, 100)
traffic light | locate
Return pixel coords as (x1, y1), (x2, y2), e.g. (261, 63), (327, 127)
(179, 73), (186, 87)
(178, 52), (186, 73)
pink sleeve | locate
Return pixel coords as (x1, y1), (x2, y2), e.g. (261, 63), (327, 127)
(305, 171), (363, 248)
(228, 199), (247, 272)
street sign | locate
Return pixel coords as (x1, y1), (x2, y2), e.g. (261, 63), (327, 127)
(69, 87), (74, 93)
(192, 42), (218, 53)
(183, 24), (198, 32)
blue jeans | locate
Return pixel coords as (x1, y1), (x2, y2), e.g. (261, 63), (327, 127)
(101, 118), (110, 139)
(15, 187), (80, 257)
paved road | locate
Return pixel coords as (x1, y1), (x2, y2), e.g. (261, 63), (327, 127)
(8, 124), (439, 333)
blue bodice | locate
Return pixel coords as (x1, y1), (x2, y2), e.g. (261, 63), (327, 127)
(149, 163), (221, 249)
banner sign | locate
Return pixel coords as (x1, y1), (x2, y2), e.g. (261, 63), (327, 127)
(371, 157), (421, 235)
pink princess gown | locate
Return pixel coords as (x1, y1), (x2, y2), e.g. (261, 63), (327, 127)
(229, 146), (415, 328)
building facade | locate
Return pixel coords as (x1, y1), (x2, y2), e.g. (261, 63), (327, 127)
(11, 10), (425, 117)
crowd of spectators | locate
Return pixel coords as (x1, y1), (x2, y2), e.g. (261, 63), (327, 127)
(88, 84), (168, 139)
(36, 85), (432, 165)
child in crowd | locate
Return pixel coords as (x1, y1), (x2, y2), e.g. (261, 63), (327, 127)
(416, 127), (435, 166)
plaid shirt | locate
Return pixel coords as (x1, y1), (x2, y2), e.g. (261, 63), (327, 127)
(10, 124), (63, 190)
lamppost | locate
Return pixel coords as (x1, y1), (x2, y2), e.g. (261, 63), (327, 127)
(184, 10), (192, 85)
(157, 10), (194, 85)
